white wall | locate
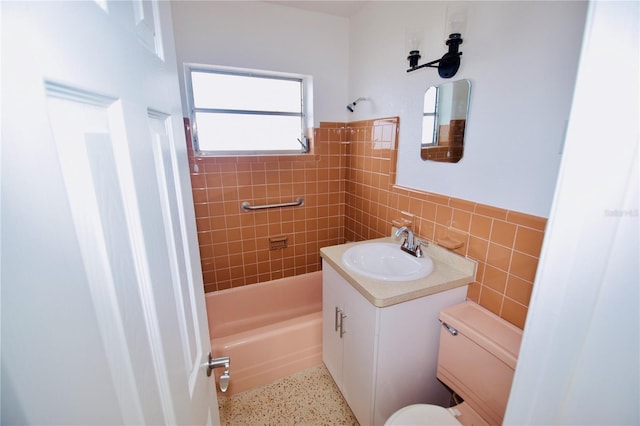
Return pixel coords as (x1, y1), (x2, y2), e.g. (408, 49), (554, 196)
(170, 1), (350, 127)
(170, 1), (586, 218)
(348, 1), (587, 218)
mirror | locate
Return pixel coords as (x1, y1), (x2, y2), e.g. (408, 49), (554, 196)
(420, 79), (471, 163)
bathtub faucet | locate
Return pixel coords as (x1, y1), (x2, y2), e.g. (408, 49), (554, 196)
(394, 226), (425, 258)
(207, 353), (231, 392)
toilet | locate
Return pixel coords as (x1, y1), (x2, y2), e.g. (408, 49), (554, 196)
(385, 301), (523, 426)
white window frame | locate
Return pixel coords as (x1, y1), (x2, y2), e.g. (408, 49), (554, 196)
(184, 64), (313, 156)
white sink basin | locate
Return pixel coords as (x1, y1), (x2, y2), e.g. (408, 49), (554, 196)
(341, 242), (434, 281)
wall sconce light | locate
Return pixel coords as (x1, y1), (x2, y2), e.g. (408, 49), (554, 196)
(407, 32), (463, 78)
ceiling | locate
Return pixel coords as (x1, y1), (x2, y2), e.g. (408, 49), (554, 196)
(266, 1), (368, 18)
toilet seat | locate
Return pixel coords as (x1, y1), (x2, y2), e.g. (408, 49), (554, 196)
(384, 404), (461, 426)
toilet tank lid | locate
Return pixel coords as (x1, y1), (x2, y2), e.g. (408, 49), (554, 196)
(439, 301), (523, 369)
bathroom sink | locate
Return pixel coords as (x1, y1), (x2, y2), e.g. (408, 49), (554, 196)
(341, 242), (434, 281)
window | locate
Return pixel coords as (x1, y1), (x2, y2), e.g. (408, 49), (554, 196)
(422, 85), (439, 147)
(185, 65), (311, 155)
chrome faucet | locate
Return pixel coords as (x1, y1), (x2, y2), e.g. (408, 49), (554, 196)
(395, 226), (425, 258)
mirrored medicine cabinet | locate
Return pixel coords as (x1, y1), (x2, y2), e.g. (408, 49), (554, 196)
(420, 79), (471, 163)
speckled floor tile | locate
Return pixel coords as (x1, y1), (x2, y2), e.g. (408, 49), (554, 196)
(217, 364), (359, 425)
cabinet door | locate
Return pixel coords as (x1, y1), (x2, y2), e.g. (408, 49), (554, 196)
(340, 277), (378, 426)
(322, 262), (345, 385)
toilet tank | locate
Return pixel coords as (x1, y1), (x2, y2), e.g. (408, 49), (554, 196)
(437, 302), (523, 425)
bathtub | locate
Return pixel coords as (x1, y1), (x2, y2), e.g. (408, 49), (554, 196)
(206, 271), (323, 395)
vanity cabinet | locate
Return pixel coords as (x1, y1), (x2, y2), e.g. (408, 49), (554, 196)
(322, 261), (468, 425)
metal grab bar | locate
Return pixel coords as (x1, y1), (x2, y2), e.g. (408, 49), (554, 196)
(241, 197), (304, 212)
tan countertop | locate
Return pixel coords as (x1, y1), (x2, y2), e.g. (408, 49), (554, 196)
(320, 236), (477, 308)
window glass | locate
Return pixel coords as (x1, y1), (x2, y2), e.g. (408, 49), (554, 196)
(191, 72), (302, 113)
(424, 86), (437, 113)
(422, 86), (438, 145)
(195, 113), (302, 153)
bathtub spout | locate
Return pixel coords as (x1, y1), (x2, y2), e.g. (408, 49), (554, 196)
(207, 353), (231, 392)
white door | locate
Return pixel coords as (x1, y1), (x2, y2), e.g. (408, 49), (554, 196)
(504, 1), (639, 424)
(1, 1), (219, 424)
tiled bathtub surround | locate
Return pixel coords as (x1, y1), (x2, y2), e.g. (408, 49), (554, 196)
(185, 119), (346, 293)
(185, 117), (546, 329)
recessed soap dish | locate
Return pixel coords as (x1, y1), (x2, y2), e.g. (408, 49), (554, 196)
(436, 237), (465, 250)
(269, 235), (288, 250)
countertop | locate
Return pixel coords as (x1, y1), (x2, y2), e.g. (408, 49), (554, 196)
(320, 236), (477, 308)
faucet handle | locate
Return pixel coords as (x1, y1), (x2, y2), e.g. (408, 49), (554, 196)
(401, 237), (410, 249)
(415, 239), (428, 258)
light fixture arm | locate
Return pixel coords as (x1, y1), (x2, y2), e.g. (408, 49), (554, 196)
(407, 56), (449, 72)
(407, 33), (463, 79)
